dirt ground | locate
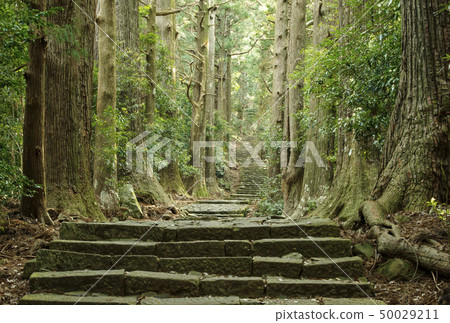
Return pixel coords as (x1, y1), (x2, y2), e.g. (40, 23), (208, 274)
(0, 202), (448, 305)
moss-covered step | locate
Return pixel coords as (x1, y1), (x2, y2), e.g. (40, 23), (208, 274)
(269, 219), (340, 238)
(175, 222), (271, 241)
(125, 271), (200, 296)
(253, 238), (351, 258)
(253, 256), (303, 278)
(52, 239), (252, 257)
(196, 200), (249, 204)
(23, 259), (38, 279)
(59, 219), (341, 242)
(141, 296), (240, 305)
(29, 270), (126, 295)
(36, 249), (158, 272)
(200, 276), (265, 298)
(50, 240), (157, 255)
(302, 256), (364, 279)
(156, 240), (225, 257)
(186, 213), (246, 218)
(182, 203), (249, 215)
(241, 298), (385, 305)
(159, 257), (252, 276)
(59, 221), (177, 242)
(19, 293), (138, 305)
(230, 194), (259, 199)
(265, 277), (373, 298)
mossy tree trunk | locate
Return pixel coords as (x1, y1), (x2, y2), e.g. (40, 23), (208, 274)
(363, 0), (449, 220)
(282, 0), (306, 215)
(115, 0), (141, 131)
(205, 1), (221, 195)
(186, 0), (209, 197)
(300, 0), (378, 226)
(22, 0), (52, 225)
(145, 0), (157, 125)
(296, 0), (334, 215)
(156, 0), (187, 195)
(269, 0), (289, 178)
(94, 0), (118, 211)
(45, 0), (104, 221)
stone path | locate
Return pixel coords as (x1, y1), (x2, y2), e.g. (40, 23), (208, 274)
(20, 139), (381, 305)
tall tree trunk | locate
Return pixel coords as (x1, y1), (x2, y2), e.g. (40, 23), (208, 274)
(363, 0), (449, 219)
(115, 0), (139, 50)
(45, 0), (104, 221)
(296, 0), (334, 215)
(186, 0), (209, 197)
(225, 52), (232, 131)
(270, 0), (288, 177)
(282, 0), (306, 215)
(22, 0), (52, 225)
(94, 0), (118, 210)
(115, 0), (141, 131)
(205, 1), (220, 194)
(145, 0), (157, 125)
(300, 0), (378, 226)
(156, 0), (186, 195)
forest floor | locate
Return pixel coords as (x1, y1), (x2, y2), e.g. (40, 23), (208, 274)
(0, 200), (448, 305)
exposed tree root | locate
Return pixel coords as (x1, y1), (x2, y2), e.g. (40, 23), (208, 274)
(362, 200), (450, 278)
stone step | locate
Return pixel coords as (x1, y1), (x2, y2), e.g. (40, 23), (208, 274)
(29, 269), (126, 295)
(20, 293), (138, 305)
(59, 219), (340, 241)
(36, 248), (361, 278)
(52, 237), (344, 258)
(28, 270), (372, 298)
(303, 256), (364, 279)
(182, 203), (249, 215)
(241, 298), (385, 305)
(196, 200), (249, 204)
(265, 277), (373, 298)
(237, 185), (260, 189)
(186, 213), (245, 218)
(236, 190), (259, 195)
(21, 292), (383, 305)
(230, 194), (259, 199)
(253, 238), (351, 258)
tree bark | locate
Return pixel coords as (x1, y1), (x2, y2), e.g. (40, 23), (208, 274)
(377, 231), (450, 277)
(360, 0), (449, 276)
(297, 0), (334, 214)
(282, 0), (306, 215)
(45, 0), (104, 220)
(115, 0), (139, 50)
(270, 0), (288, 177)
(365, 0), (449, 215)
(299, 0), (378, 227)
(94, 0), (118, 210)
(145, 0), (157, 125)
(22, 0), (52, 225)
(205, 1), (220, 194)
(186, 0), (209, 197)
(156, 0), (186, 195)
(115, 0), (141, 131)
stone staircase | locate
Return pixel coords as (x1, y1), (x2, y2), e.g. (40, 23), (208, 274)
(20, 137), (379, 305)
(20, 218), (377, 305)
(230, 138), (266, 201)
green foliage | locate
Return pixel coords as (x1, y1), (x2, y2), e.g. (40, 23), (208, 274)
(254, 175), (284, 217)
(426, 198), (449, 221)
(301, 0), (401, 152)
(0, 0), (57, 203)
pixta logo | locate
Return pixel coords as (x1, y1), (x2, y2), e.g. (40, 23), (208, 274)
(193, 140), (325, 169)
(127, 132), (325, 176)
(126, 131), (171, 177)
